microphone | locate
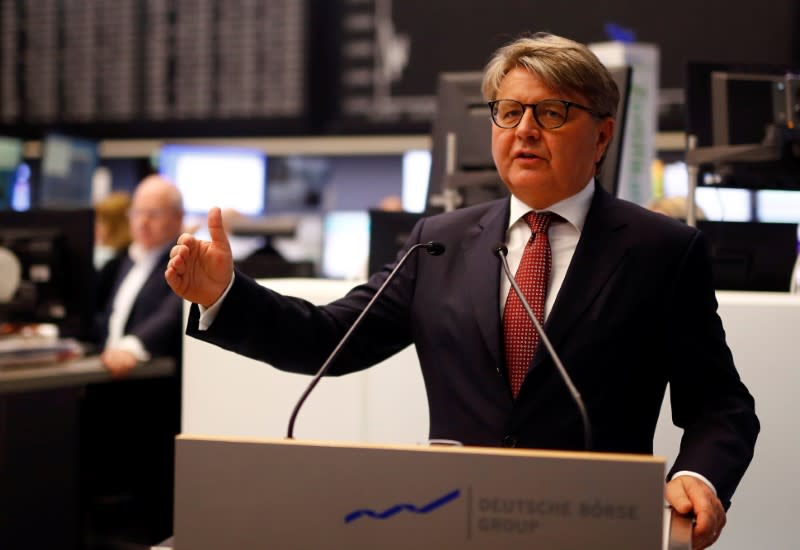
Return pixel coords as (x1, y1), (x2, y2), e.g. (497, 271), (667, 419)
(286, 240), (446, 439)
(492, 242), (593, 450)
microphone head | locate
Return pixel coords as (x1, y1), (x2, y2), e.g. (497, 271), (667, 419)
(492, 242), (508, 257)
(425, 241), (446, 256)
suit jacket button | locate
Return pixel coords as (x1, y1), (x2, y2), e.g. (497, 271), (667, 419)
(502, 435), (517, 448)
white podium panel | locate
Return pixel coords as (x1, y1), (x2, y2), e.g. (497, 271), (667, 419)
(174, 436), (665, 550)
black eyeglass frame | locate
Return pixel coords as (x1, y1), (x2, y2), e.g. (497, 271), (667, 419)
(487, 98), (610, 130)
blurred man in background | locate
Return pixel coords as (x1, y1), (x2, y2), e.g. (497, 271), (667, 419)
(84, 174), (184, 549)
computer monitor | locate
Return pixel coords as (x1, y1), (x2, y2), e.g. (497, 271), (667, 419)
(426, 72), (502, 211)
(158, 144), (267, 216)
(688, 62), (799, 146)
(38, 134), (99, 208)
(686, 62), (800, 190)
(709, 72), (791, 146)
(696, 220), (798, 291)
(597, 66), (632, 197)
(0, 136), (23, 210)
(368, 210), (424, 275)
(0, 209), (95, 340)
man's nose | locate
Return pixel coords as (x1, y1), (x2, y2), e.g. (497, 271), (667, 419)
(515, 108), (541, 138)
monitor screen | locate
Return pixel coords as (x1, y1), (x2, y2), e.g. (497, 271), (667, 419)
(320, 211), (370, 280)
(695, 188), (752, 222)
(38, 134), (99, 208)
(756, 190), (800, 226)
(158, 144), (267, 216)
(401, 149), (431, 214)
(662, 160), (752, 221)
(0, 209), (95, 340)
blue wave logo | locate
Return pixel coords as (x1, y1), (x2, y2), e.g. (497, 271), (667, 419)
(344, 489), (461, 524)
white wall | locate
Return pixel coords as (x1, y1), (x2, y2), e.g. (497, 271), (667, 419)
(181, 279), (428, 443)
(653, 292), (800, 550)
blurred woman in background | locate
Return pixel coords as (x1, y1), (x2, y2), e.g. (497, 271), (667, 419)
(94, 191), (132, 270)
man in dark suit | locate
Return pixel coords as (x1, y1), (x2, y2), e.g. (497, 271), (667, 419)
(85, 174), (184, 547)
(93, 174), (184, 375)
(166, 33), (758, 549)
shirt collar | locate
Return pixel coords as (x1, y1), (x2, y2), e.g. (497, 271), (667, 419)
(507, 178), (595, 233)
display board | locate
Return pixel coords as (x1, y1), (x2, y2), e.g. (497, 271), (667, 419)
(0, 0), (310, 138)
(0, 0), (797, 138)
(329, 0), (798, 132)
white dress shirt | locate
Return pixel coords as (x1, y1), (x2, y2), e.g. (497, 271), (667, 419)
(105, 242), (169, 360)
(500, 179), (594, 320)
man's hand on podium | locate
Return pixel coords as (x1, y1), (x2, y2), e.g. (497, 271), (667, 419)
(666, 475), (726, 549)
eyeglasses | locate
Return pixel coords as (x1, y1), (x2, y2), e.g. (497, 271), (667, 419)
(128, 208), (169, 220)
(488, 98), (608, 130)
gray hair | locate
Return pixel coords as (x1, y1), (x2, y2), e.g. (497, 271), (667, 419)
(482, 32), (619, 119)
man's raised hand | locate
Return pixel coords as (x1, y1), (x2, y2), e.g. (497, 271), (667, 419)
(165, 207), (234, 308)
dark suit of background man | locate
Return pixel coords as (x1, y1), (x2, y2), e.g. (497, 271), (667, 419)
(84, 175), (184, 548)
(166, 33), (758, 550)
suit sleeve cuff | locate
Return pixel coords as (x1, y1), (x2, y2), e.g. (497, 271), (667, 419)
(198, 272), (236, 330)
(670, 470), (717, 496)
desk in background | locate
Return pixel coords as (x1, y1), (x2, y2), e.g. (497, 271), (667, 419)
(0, 355), (175, 395)
(0, 356), (175, 550)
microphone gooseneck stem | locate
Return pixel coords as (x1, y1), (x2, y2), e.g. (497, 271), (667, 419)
(286, 241), (443, 439)
(496, 247), (593, 450)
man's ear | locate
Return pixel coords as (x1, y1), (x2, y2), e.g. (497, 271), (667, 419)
(595, 117), (615, 164)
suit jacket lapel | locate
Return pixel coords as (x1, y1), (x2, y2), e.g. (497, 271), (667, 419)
(534, 187), (630, 365)
(112, 255), (135, 292)
(462, 200), (510, 371)
(122, 249), (170, 328)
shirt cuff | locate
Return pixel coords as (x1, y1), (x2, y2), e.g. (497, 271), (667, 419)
(114, 335), (151, 362)
(670, 470), (717, 496)
(198, 272), (236, 331)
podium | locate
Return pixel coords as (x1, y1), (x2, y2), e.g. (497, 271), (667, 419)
(173, 435), (691, 549)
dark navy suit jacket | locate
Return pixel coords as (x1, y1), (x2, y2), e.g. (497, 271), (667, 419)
(187, 186), (759, 507)
(94, 247), (183, 361)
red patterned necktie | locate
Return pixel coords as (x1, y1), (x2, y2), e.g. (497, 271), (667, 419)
(503, 211), (553, 398)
